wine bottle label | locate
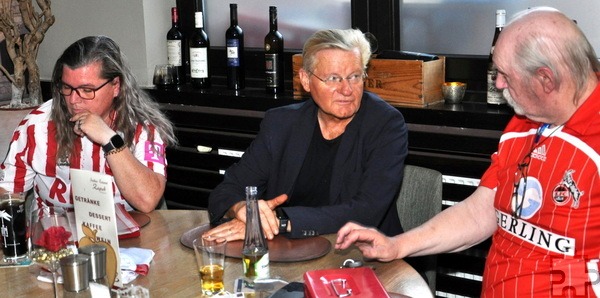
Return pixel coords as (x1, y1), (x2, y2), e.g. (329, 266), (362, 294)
(190, 47), (209, 79)
(243, 252), (270, 280)
(167, 40), (182, 66)
(265, 53), (279, 87)
(255, 252), (269, 278)
(487, 69), (506, 104)
(226, 39), (240, 67)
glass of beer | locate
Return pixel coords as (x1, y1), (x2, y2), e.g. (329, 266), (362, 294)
(193, 236), (227, 296)
(0, 192), (28, 263)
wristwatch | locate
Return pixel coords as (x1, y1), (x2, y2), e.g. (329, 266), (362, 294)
(275, 208), (289, 234)
(102, 134), (125, 153)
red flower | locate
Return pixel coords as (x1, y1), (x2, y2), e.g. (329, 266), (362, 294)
(36, 226), (72, 252)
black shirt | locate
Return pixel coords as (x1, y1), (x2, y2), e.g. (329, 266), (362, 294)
(290, 124), (342, 207)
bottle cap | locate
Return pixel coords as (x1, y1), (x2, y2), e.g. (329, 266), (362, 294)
(245, 186), (258, 196)
(195, 12), (204, 28)
(496, 9), (506, 27)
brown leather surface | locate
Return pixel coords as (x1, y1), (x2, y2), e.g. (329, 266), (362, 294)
(180, 223), (332, 262)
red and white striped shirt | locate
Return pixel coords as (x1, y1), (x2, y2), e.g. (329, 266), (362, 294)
(0, 100), (167, 211)
(480, 83), (600, 297)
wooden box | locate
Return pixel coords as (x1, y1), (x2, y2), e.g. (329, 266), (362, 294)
(292, 54), (446, 107)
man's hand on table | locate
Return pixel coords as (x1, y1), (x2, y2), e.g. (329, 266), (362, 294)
(335, 221), (400, 262)
(205, 194), (288, 241)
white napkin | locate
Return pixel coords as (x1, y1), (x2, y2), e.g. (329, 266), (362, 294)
(119, 247), (155, 284)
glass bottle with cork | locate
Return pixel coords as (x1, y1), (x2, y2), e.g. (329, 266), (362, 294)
(166, 7), (184, 85)
(226, 3), (244, 90)
(264, 6), (284, 94)
(189, 3), (210, 89)
(487, 9), (506, 105)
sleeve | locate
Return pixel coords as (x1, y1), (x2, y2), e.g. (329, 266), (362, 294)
(285, 106), (408, 238)
(479, 151), (501, 190)
(131, 124), (167, 177)
(0, 122), (37, 193)
(479, 115), (524, 190)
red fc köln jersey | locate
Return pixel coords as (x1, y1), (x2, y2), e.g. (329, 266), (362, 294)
(479, 83), (600, 297)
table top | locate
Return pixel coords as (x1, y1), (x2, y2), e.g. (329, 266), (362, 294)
(0, 210), (432, 297)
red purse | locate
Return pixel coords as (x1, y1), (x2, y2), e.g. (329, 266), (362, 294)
(303, 267), (390, 298)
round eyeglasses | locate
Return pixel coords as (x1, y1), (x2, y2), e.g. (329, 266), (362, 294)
(308, 71), (366, 87)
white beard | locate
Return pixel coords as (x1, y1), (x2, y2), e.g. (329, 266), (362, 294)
(503, 89), (525, 115)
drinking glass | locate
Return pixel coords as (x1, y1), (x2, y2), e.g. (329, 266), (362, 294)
(152, 64), (179, 89)
(193, 236), (227, 296)
(29, 206), (76, 298)
(0, 192), (28, 263)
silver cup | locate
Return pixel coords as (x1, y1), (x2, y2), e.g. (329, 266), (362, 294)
(78, 244), (109, 286)
(60, 254), (90, 293)
(442, 82), (467, 104)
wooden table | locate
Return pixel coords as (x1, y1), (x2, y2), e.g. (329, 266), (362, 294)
(0, 210), (432, 297)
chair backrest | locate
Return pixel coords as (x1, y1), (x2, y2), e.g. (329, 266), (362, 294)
(397, 165), (443, 230)
(396, 165), (443, 294)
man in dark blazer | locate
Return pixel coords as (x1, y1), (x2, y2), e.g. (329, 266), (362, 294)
(205, 29), (408, 239)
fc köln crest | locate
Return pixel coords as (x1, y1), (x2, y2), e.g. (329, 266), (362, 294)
(552, 169), (583, 208)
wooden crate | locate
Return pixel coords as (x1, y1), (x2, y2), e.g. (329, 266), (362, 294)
(292, 54), (446, 107)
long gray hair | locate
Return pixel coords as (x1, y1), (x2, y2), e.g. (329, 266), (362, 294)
(50, 36), (176, 161)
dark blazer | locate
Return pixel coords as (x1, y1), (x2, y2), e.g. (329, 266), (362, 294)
(208, 91), (408, 238)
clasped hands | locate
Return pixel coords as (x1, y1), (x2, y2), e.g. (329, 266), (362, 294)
(204, 194), (288, 242)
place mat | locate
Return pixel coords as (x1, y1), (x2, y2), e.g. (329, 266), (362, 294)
(117, 212), (151, 239)
(180, 223), (331, 262)
(129, 211), (151, 228)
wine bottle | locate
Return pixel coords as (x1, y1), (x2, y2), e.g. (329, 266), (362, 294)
(242, 186), (269, 286)
(166, 7), (184, 85)
(487, 9), (506, 105)
(189, 10), (210, 89)
(226, 3), (244, 90)
(264, 6), (284, 94)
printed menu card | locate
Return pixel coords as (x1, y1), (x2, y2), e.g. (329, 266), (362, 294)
(70, 168), (122, 288)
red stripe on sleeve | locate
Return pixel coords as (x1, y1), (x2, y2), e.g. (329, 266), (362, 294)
(12, 130), (26, 192)
(45, 122), (58, 176)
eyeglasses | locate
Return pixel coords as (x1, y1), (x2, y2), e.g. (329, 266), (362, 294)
(59, 79), (114, 100)
(308, 71), (366, 86)
(511, 153), (531, 219)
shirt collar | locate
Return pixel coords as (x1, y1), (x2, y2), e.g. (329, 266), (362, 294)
(562, 76), (600, 136)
